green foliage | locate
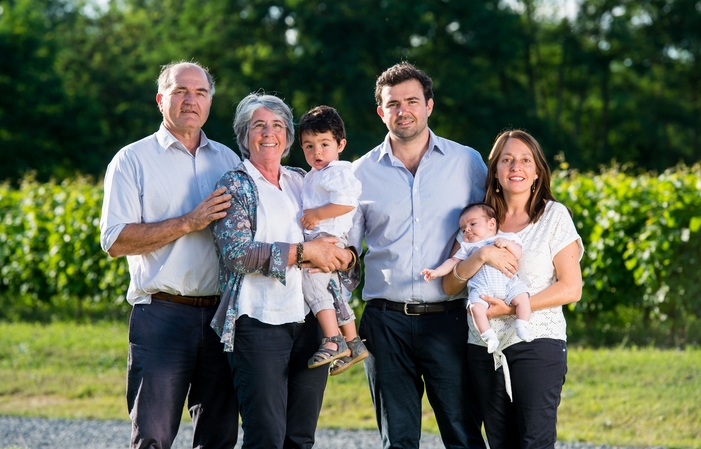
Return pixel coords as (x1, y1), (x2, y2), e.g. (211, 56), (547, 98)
(4, 166), (701, 347)
(0, 175), (130, 321)
(553, 162), (701, 346)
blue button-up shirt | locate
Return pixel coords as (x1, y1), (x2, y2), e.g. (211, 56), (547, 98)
(349, 129), (487, 303)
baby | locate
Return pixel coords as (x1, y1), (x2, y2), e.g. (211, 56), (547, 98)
(421, 202), (533, 352)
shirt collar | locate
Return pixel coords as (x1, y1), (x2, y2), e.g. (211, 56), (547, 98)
(242, 159), (291, 181)
(155, 123), (215, 155)
(376, 128), (444, 163)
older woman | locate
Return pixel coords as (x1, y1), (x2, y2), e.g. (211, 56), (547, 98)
(443, 130), (583, 449)
(210, 93), (356, 448)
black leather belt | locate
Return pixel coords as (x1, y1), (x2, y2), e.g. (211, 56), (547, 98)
(151, 292), (220, 307)
(366, 298), (465, 316)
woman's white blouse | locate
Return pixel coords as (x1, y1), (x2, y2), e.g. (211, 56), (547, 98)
(468, 201), (584, 349)
(236, 160), (308, 325)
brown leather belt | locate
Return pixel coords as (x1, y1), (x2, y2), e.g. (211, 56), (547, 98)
(151, 292), (220, 308)
(367, 298), (465, 316)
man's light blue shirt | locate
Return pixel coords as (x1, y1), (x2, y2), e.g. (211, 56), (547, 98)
(349, 129), (487, 303)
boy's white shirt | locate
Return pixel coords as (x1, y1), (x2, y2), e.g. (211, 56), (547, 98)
(301, 160), (362, 238)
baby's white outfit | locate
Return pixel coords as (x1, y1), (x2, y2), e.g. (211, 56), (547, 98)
(454, 232), (530, 308)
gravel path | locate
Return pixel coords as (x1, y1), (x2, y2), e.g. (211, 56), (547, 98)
(0, 416), (666, 449)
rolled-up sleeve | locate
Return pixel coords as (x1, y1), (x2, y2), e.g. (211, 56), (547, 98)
(99, 149), (142, 252)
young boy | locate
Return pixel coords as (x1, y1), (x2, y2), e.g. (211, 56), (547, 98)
(421, 202), (533, 353)
(299, 105), (368, 375)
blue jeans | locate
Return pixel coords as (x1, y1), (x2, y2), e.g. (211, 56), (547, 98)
(229, 313), (328, 449)
(359, 304), (485, 449)
(468, 339), (568, 449)
(127, 299), (238, 449)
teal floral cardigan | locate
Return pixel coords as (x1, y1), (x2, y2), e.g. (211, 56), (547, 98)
(210, 162), (360, 352)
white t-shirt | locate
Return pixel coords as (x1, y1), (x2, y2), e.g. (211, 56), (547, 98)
(467, 201), (584, 349)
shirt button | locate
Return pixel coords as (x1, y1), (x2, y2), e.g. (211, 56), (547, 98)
(414, 276), (419, 281)
(415, 218), (419, 222)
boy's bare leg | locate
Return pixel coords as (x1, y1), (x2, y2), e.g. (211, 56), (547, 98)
(340, 321), (358, 341)
(317, 309), (341, 350)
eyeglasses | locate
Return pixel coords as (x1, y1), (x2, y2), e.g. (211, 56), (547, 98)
(249, 121), (287, 134)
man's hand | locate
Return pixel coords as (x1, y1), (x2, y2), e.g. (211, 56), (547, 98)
(185, 187), (233, 232)
(107, 187), (232, 257)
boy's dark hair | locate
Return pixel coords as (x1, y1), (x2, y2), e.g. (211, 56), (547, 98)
(374, 61), (434, 106)
(298, 105), (346, 144)
(460, 202), (500, 229)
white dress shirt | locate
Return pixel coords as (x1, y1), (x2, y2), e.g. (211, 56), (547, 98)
(100, 124), (241, 305)
(236, 160), (308, 324)
(349, 129), (487, 303)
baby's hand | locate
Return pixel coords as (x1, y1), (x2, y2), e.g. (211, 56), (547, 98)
(300, 210), (321, 230)
(493, 237), (507, 248)
(420, 268), (436, 282)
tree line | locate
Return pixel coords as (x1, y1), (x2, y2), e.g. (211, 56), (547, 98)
(1, 0), (700, 182)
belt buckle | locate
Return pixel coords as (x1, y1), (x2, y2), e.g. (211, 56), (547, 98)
(403, 301), (421, 316)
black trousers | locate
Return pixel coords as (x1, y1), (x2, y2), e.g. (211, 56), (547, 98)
(229, 313), (328, 449)
(127, 300), (239, 449)
(468, 339), (568, 449)
(360, 304), (486, 449)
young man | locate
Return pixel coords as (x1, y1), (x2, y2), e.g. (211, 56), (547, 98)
(349, 62), (487, 449)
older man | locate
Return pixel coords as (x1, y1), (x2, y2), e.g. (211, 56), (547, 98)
(100, 61), (240, 449)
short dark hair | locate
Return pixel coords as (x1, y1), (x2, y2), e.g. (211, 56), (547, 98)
(298, 105), (346, 144)
(460, 202), (499, 229)
(374, 61), (433, 106)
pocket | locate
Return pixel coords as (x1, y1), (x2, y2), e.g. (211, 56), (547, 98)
(127, 306), (138, 343)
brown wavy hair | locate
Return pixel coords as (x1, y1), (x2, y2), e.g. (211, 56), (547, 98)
(484, 130), (556, 224)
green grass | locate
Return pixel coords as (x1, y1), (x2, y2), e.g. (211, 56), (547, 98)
(1, 323), (699, 448)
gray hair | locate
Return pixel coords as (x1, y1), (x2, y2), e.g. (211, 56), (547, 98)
(233, 93), (295, 159)
(157, 61), (215, 97)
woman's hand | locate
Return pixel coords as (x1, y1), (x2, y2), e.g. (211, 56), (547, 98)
(481, 295), (515, 318)
(302, 237), (351, 273)
(443, 243), (520, 295)
(482, 244), (519, 277)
